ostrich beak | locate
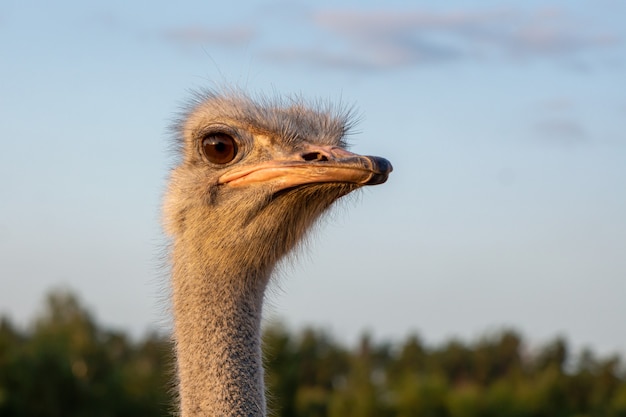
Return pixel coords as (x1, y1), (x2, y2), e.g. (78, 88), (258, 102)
(218, 144), (392, 191)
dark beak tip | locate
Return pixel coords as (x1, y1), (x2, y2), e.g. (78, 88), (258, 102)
(375, 157), (393, 174)
(365, 155), (392, 185)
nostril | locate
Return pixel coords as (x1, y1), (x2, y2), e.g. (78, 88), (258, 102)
(301, 152), (329, 162)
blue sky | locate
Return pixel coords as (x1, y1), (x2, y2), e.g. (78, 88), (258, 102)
(1, 0), (625, 355)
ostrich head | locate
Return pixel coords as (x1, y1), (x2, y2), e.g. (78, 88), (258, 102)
(164, 90), (391, 281)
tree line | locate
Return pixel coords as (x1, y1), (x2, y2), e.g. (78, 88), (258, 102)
(1, 289), (625, 417)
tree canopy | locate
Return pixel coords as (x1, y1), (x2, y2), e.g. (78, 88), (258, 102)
(1, 289), (625, 417)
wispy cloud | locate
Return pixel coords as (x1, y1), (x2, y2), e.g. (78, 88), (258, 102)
(262, 40), (458, 71)
(530, 97), (589, 146)
(156, 5), (621, 71)
(537, 97), (577, 112)
(533, 119), (588, 145)
(264, 7), (621, 70)
(263, 48), (391, 71)
(163, 26), (256, 47)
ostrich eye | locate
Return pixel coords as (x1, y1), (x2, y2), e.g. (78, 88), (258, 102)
(202, 133), (237, 164)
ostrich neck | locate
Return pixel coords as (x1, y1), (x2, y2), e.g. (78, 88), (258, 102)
(171, 251), (269, 417)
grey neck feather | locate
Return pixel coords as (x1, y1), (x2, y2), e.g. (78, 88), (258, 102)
(171, 251), (269, 417)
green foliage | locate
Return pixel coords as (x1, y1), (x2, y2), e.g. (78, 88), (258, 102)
(0, 290), (172, 417)
(1, 289), (625, 417)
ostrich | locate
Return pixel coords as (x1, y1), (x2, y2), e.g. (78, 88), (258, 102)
(163, 89), (392, 417)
